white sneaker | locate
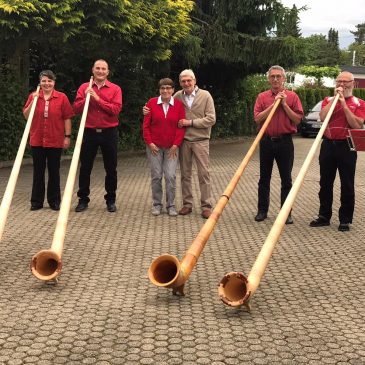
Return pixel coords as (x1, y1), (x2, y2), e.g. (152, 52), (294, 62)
(151, 206), (162, 216)
(168, 207), (178, 217)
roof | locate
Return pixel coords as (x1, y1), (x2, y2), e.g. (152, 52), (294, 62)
(340, 65), (365, 75)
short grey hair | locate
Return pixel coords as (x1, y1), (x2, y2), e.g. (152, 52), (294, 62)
(39, 70), (56, 81)
(179, 69), (196, 81)
(267, 65), (286, 79)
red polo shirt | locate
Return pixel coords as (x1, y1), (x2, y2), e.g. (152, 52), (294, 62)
(254, 89), (304, 136)
(23, 90), (74, 148)
(73, 80), (122, 128)
(323, 96), (365, 140)
(143, 97), (186, 148)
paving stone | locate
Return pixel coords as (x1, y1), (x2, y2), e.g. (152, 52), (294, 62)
(0, 138), (364, 364)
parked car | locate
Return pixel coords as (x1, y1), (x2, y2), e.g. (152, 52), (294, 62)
(299, 101), (322, 137)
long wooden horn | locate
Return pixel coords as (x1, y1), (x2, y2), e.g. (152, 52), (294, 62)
(31, 77), (93, 281)
(148, 98), (281, 295)
(0, 85), (40, 242)
(218, 93), (340, 309)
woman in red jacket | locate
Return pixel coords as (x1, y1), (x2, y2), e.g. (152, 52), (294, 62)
(23, 70), (74, 211)
(143, 78), (185, 216)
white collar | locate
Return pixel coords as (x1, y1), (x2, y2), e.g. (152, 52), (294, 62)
(157, 95), (174, 105)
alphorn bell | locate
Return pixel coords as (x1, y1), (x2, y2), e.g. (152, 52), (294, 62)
(0, 85), (40, 242)
(218, 93), (340, 309)
(31, 77), (93, 281)
(148, 99), (281, 295)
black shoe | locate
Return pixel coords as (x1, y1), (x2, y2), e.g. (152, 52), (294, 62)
(255, 211), (267, 222)
(30, 204), (43, 211)
(338, 223), (349, 232)
(309, 216), (330, 227)
(49, 203), (60, 211)
(285, 214), (293, 225)
(107, 202), (116, 212)
(75, 201), (88, 212)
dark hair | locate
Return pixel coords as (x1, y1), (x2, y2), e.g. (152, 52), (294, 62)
(39, 70), (56, 81)
(158, 78), (174, 88)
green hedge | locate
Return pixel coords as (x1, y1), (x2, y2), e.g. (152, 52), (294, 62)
(0, 70), (27, 161)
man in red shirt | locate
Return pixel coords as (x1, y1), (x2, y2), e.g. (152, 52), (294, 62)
(254, 65), (304, 224)
(310, 71), (365, 231)
(73, 59), (122, 212)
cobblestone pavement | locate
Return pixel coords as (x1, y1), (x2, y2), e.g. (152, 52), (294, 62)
(0, 137), (364, 365)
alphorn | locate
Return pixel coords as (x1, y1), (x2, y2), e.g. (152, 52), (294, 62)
(148, 98), (281, 295)
(31, 77), (93, 281)
(218, 93), (340, 309)
(0, 85), (40, 242)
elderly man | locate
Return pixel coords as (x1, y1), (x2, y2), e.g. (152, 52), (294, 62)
(73, 59), (122, 213)
(176, 69), (216, 219)
(310, 71), (365, 232)
(254, 65), (304, 224)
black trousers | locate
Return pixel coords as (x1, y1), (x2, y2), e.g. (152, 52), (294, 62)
(31, 146), (62, 206)
(77, 127), (118, 204)
(318, 139), (357, 223)
(258, 135), (294, 213)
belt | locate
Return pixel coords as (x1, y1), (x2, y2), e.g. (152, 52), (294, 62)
(86, 127), (116, 133)
(264, 134), (292, 142)
(323, 138), (347, 143)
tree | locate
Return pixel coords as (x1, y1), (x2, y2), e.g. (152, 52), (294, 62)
(327, 28), (340, 66)
(297, 65), (340, 86)
(173, 0), (306, 94)
(276, 4), (304, 38)
(351, 22), (365, 45)
(0, 0), (82, 86)
(0, 0), (194, 87)
(302, 31), (340, 67)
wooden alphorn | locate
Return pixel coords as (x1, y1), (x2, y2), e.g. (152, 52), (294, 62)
(148, 99), (281, 295)
(218, 94), (340, 309)
(0, 85), (40, 242)
(31, 77), (93, 281)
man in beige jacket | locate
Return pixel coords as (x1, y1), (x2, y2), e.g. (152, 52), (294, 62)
(175, 69), (216, 219)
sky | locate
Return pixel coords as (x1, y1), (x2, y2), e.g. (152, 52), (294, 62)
(280, 0), (363, 49)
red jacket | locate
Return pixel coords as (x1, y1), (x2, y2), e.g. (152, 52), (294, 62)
(23, 90), (74, 148)
(73, 80), (122, 128)
(143, 97), (186, 148)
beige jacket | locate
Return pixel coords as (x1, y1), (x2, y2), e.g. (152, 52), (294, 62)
(174, 87), (216, 141)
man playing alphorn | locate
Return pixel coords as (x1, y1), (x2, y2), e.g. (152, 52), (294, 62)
(310, 71), (365, 232)
(253, 65), (303, 225)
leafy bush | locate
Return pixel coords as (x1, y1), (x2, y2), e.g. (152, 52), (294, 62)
(0, 69), (27, 160)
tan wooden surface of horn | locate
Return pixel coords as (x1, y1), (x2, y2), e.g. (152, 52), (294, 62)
(31, 77), (93, 281)
(0, 85), (40, 242)
(219, 93), (340, 308)
(148, 99), (281, 295)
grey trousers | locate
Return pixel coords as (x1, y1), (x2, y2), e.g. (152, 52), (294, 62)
(147, 147), (178, 209)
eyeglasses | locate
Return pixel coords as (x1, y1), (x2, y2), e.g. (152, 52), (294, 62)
(160, 86), (173, 90)
(180, 79), (193, 83)
(269, 75), (283, 80)
(336, 80), (353, 84)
